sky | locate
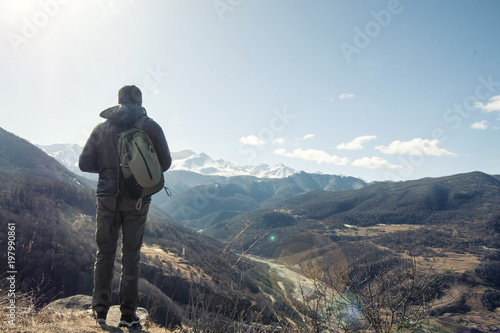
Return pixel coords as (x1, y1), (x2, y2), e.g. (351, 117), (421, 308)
(1, 0), (499, 182)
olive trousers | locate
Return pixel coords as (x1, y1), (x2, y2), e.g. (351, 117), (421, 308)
(92, 196), (149, 315)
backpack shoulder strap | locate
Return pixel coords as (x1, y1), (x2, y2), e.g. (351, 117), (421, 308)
(134, 115), (149, 130)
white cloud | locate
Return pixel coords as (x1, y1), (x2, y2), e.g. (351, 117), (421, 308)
(475, 95), (500, 113)
(471, 121), (489, 130)
(375, 138), (457, 156)
(274, 148), (349, 165)
(339, 93), (355, 99)
(302, 134), (315, 140)
(239, 135), (265, 146)
(337, 135), (377, 150)
(272, 137), (285, 145)
(352, 156), (398, 169)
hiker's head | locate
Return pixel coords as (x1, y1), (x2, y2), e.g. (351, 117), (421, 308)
(118, 85), (142, 106)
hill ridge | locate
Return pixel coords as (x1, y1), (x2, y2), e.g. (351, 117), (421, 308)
(203, 170), (500, 252)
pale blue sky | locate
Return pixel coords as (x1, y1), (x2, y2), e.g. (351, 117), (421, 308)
(1, 0), (499, 181)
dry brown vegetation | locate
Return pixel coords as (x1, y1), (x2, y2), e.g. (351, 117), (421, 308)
(337, 224), (482, 274)
(0, 290), (175, 333)
(334, 224), (500, 330)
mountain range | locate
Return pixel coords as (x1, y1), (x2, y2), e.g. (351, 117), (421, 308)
(37, 144), (297, 180)
(171, 149), (296, 178)
(160, 171), (367, 230)
(38, 144), (369, 213)
(3, 128), (498, 330)
(204, 171), (500, 255)
(37, 143), (369, 216)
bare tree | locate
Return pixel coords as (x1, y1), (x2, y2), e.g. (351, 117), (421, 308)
(279, 241), (441, 332)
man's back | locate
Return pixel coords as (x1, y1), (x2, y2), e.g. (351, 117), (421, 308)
(79, 103), (171, 199)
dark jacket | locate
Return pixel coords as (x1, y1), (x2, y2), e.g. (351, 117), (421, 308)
(79, 104), (172, 200)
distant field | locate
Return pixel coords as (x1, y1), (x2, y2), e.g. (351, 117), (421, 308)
(336, 224), (481, 273)
(413, 251), (481, 274)
(336, 223), (424, 237)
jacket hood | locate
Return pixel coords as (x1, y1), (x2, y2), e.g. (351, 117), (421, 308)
(99, 104), (146, 126)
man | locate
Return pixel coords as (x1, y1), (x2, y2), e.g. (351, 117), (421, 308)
(79, 85), (172, 328)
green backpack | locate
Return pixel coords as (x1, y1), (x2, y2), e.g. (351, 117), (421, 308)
(117, 115), (165, 205)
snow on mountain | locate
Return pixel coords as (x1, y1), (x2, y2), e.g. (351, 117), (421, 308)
(37, 143), (87, 176)
(170, 150), (296, 178)
(38, 146), (296, 179)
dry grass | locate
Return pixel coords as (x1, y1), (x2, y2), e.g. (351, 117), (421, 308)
(335, 223), (424, 237)
(337, 224), (482, 273)
(0, 308), (176, 333)
(411, 250), (481, 274)
(0, 292), (192, 333)
(141, 244), (210, 284)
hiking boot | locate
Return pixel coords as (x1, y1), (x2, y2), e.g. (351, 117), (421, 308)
(94, 310), (107, 325)
(118, 313), (140, 328)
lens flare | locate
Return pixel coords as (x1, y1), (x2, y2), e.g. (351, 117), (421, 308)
(328, 292), (365, 326)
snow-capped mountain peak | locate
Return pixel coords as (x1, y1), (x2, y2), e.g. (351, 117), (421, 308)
(171, 149), (197, 160)
(37, 143), (83, 172)
(170, 151), (295, 178)
(38, 144), (296, 179)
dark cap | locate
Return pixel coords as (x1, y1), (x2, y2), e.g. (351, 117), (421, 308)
(118, 85), (142, 106)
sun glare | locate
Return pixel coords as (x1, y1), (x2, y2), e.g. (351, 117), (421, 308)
(0, 0), (38, 25)
(0, 0), (78, 51)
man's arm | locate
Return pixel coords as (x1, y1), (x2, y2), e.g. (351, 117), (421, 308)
(79, 126), (100, 173)
(145, 120), (172, 172)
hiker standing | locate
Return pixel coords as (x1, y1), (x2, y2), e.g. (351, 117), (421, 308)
(79, 85), (172, 327)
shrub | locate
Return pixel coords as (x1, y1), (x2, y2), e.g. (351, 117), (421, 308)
(481, 289), (500, 311)
(475, 253), (500, 288)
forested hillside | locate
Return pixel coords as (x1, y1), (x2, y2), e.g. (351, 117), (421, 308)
(161, 171), (367, 230)
(205, 171), (500, 254)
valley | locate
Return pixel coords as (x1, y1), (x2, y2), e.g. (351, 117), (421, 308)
(246, 254), (327, 307)
(245, 222), (500, 331)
